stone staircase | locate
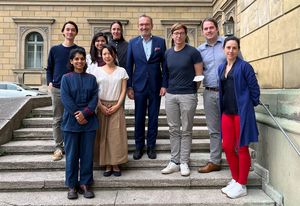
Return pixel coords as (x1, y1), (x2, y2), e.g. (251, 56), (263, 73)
(0, 98), (275, 205)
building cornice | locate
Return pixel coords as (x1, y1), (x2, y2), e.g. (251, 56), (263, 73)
(0, 0), (213, 7)
(87, 18), (129, 25)
(12, 17), (55, 25)
(161, 19), (202, 26)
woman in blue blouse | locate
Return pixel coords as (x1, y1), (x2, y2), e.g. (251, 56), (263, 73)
(60, 48), (99, 200)
(218, 36), (260, 199)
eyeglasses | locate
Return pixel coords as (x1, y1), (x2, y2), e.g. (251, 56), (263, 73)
(173, 32), (186, 36)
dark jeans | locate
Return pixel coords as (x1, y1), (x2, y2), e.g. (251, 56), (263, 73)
(64, 130), (96, 188)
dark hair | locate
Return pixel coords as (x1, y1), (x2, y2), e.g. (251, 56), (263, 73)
(170, 22), (189, 46)
(201, 17), (218, 30)
(89, 32), (108, 63)
(223, 36), (240, 49)
(100, 44), (118, 65)
(139, 14), (153, 26)
(61, 21), (78, 33)
(68, 48), (87, 72)
(110, 21), (125, 41)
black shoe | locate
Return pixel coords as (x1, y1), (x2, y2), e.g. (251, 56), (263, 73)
(103, 170), (113, 177)
(67, 188), (78, 200)
(133, 149), (144, 160)
(147, 148), (157, 159)
(79, 185), (95, 198)
(113, 170), (122, 177)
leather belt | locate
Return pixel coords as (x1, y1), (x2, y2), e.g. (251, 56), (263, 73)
(205, 87), (219, 92)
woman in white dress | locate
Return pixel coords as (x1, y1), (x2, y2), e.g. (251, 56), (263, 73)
(89, 44), (128, 177)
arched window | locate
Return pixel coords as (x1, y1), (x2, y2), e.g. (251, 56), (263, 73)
(25, 32), (43, 69)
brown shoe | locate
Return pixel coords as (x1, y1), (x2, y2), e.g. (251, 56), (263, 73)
(198, 162), (221, 173)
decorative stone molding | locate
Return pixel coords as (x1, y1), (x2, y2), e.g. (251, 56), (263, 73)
(12, 17), (55, 25)
(87, 18), (129, 36)
(12, 69), (47, 86)
(2, 0), (213, 7)
(161, 20), (201, 48)
(213, 10), (223, 33)
(12, 17), (55, 85)
(220, 0), (236, 21)
(87, 19), (129, 26)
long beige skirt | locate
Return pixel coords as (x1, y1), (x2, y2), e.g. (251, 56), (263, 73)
(94, 100), (128, 166)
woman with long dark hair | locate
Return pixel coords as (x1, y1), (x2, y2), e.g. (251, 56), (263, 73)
(108, 21), (128, 68)
(86, 32), (108, 73)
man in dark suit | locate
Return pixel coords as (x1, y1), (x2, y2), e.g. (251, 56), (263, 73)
(126, 14), (167, 160)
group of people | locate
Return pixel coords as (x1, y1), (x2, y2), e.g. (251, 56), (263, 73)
(46, 15), (260, 200)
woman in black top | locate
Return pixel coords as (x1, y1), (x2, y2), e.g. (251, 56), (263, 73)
(108, 21), (128, 68)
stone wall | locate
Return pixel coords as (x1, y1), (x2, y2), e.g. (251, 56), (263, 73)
(239, 0), (300, 89)
(0, 1), (212, 83)
(232, 1), (300, 205)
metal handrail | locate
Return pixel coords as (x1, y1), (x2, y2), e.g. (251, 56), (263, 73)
(259, 100), (300, 157)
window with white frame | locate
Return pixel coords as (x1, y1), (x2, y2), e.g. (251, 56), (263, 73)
(25, 32), (44, 69)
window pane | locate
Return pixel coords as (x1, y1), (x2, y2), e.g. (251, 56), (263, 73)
(25, 32), (44, 69)
(36, 33), (43, 41)
(36, 45), (43, 68)
(25, 45), (34, 68)
(7, 84), (18, 90)
(0, 84), (6, 89)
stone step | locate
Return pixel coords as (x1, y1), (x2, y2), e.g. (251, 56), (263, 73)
(0, 153), (227, 170)
(0, 139), (210, 154)
(0, 189), (275, 206)
(22, 115), (207, 128)
(31, 106), (205, 117)
(0, 169), (261, 191)
(13, 127), (209, 140)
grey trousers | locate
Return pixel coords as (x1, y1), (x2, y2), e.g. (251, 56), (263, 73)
(203, 89), (222, 164)
(165, 93), (197, 164)
(51, 87), (64, 151)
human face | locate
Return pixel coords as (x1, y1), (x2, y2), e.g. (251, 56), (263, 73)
(224, 40), (239, 61)
(172, 28), (186, 46)
(70, 53), (86, 73)
(102, 48), (115, 65)
(111, 23), (122, 40)
(62, 23), (77, 41)
(138, 16), (153, 39)
(95, 36), (107, 51)
(202, 21), (218, 43)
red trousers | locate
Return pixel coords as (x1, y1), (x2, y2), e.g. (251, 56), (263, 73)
(221, 114), (251, 185)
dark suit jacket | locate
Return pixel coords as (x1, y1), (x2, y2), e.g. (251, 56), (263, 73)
(126, 35), (168, 93)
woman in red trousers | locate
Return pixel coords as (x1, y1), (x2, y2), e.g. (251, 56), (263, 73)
(218, 36), (260, 199)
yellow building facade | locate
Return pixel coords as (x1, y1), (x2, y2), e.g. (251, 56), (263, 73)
(1, 0), (299, 89)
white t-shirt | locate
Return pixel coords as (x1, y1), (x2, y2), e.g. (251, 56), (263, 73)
(86, 54), (98, 74)
(88, 66), (128, 101)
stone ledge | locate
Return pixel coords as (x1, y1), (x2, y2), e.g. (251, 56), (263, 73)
(0, 189), (274, 206)
(0, 96), (51, 145)
(0, 0), (213, 7)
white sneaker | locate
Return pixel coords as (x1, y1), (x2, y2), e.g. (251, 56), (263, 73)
(180, 163), (190, 176)
(161, 162), (180, 174)
(226, 182), (247, 199)
(221, 179), (236, 194)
